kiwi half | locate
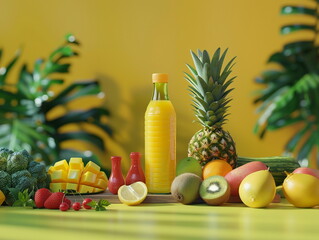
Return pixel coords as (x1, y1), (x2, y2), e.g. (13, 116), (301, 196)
(200, 175), (230, 205)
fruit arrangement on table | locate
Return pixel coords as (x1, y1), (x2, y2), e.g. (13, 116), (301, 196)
(0, 48), (319, 211)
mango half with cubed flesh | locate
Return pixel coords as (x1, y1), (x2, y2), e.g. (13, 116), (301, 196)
(48, 158), (108, 194)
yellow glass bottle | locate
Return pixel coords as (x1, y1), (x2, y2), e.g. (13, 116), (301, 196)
(145, 73), (176, 193)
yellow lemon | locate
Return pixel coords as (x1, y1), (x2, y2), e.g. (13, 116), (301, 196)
(239, 170), (276, 208)
(283, 173), (319, 208)
(0, 190), (5, 206)
(118, 182), (148, 206)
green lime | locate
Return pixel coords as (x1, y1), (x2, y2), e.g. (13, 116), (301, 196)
(176, 157), (202, 178)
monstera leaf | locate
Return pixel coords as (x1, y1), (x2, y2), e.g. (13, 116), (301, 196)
(0, 34), (112, 166)
(254, 2), (319, 166)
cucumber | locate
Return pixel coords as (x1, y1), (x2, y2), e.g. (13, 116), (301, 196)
(237, 156), (300, 186)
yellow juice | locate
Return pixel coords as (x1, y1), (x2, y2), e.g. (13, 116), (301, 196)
(145, 73), (176, 193)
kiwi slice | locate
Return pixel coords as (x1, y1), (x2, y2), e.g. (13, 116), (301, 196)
(200, 175), (230, 205)
(171, 173), (202, 205)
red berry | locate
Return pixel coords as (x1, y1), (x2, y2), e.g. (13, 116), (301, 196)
(72, 202), (81, 211)
(44, 192), (65, 209)
(64, 198), (72, 209)
(34, 188), (52, 208)
(82, 198), (92, 209)
(59, 202), (69, 211)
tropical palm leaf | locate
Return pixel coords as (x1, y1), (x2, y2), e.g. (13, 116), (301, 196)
(0, 34), (112, 167)
(254, 1), (319, 166)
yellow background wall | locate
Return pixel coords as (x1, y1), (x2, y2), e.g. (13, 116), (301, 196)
(0, 0), (314, 171)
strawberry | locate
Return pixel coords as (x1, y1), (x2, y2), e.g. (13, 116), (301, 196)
(34, 188), (52, 208)
(44, 192), (65, 209)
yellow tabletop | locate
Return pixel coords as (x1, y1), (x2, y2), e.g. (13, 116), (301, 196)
(0, 201), (318, 240)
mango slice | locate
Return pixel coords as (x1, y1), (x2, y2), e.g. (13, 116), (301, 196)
(54, 160), (69, 172)
(49, 158), (108, 194)
(78, 185), (94, 194)
(69, 158), (84, 170)
(95, 178), (108, 189)
(68, 169), (82, 183)
(66, 183), (78, 191)
(50, 183), (67, 192)
(51, 169), (67, 183)
(83, 161), (100, 174)
(80, 171), (97, 186)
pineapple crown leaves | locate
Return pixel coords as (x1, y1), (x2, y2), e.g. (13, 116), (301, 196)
(185, 48), (236, 128)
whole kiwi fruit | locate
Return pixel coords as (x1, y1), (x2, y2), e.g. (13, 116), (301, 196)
(171, 173), (202, 204)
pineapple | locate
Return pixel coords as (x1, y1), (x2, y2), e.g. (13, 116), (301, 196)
(185, 48), (237, 167)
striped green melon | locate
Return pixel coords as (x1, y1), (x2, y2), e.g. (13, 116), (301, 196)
(237, 156), (300, 186)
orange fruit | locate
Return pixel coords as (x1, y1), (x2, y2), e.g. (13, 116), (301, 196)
(202, 160), (233, 179)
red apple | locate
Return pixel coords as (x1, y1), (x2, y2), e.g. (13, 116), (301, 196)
(225, 161), (268, 196)
(292, 167), (319, 179)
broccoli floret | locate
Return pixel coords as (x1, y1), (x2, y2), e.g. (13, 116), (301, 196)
(37, 175), (50, 189)
(12, 176), (36, 192)
(28, 161), (47, 182)
(0, 170), (11, 194)
(6, 151), (29, 174)
(20, 149), (34, 164)
(11, 170), (32, 186)
(0, 148), (13, 171)
(5, 190), (17, 206)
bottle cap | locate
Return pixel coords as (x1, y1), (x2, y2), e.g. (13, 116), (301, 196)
(152, 73), (168, 83)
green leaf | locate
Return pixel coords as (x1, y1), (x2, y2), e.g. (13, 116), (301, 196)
(201, 63), (209, 83)
(195, 76), (207, 97)
(0, 49), (20, 86)
(215, 48), (228, 84)
(46, 108), (113, 137)
(188, 85), (204, 99)
(267, 52), (291, 68)
(184, 72), (196, 86)
(87, 200), (97, 208)
(99, 199), (110, 207)
(95, 199), (110, 211)
(202, 50), (210, 65)
(283, 41), (314, 56)
(281, 6), (316, 16)
(44, 63), (71, 75)
(18, 191), (26, 202)
(222, 56), (236, 76)
(42, 81), (100, 112)
(65, 33), (80, 45)
(285, 124), (312, 152)
(281, 24), (316, 35)
(42, 79), (64, 92)
(210, 48), (221, 81)
(26, 199), (35, 207)
(18, 64), (35, 99)
(56, 131), (106, 151)
(48, 108), (110, 128)
(297, 133), (317, 160)
(267, 115), (303, 130)
(0, 89), (19, 101)
(197, 49), (203, 59)
(12, 189), (34, 208)
(12, 200), (24, 207)
(190, 50), (203, 75)
(186, 64), (198, 77)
